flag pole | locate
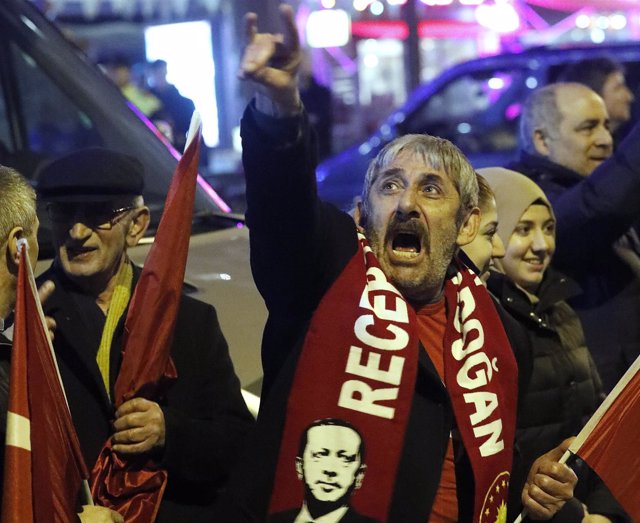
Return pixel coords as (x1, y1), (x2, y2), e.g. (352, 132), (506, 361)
(184, 111), (201, 153)
(19, 238), (95, 508)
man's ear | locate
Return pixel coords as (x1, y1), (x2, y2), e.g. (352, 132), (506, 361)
(456, 207), (480, 247)
(295, 457), (303, 481)
(533, 129), (550, 156)
(125, 207), (150, 248)
(6, 226), (25, 270)
(354, 464), (366, 490)
(353, 200), (366, 231)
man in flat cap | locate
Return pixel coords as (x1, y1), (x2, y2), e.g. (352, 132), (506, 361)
(36, 147), (254, 522)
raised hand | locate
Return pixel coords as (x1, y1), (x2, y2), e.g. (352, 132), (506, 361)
(239, 3), (302, 116)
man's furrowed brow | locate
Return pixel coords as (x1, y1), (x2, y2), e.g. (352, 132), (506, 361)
(379, 167), (404, 179)
(420, 172), (446, 184)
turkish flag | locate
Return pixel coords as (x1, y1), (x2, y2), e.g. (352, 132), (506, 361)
(2, 240), (89, 523)
(570, 355), (640, 521)
(90, 116), (203, 522)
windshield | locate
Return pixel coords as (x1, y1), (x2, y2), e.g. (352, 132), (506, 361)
(0, 0), (232, 258)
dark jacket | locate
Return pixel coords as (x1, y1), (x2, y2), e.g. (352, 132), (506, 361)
(487, 269), (628, 523)
(38, 264), (254, 522)
(216, 104), (498, 523)
(0, 332), (9, 512)
(269, 506), (379, 523)
(509, 127), (640, 392)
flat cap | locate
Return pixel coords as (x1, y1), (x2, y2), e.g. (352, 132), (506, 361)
(37, 147), (144, 202)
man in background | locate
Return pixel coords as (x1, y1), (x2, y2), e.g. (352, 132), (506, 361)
(147, 59), (195, 152)
(559, 56), (635, 143)
(36, 147), (254, 522)
(511, 82), (640, 391)
(0, 164), (122, 522)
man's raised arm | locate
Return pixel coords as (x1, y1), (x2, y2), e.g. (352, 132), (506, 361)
(238, 4), (302, 118)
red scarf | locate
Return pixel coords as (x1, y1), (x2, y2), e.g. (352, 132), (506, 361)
(268, 233), (517, 522)
(444, 266), (518, 523)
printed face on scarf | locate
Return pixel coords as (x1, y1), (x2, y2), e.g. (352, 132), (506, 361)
(502, 203), (555, 293)
(296, 425), (365, 503)
(361, 151), (477, 303)
(463, 196), (505, 282)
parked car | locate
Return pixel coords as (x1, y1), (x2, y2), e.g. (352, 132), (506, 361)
(317, 42), (640, 210)
(0, 0), (266, 398)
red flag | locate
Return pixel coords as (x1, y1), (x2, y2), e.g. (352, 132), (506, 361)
(2, 240), (90, 523)
(90, 117), (203, 521)
(568, 355), (640, 521)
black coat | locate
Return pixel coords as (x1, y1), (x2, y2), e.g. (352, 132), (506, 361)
(38, 264), (254, 522)
(269, 506), (379, 523)
(488, 269), (628, 523)
(509, 128), (640, 392)
(0, 332), (9, 512)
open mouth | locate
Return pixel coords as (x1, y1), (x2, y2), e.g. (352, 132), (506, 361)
(391, 231), (422, 258)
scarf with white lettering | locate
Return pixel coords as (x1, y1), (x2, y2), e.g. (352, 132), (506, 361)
(444, 265), (518, 523)
(268, 232), (517, 522)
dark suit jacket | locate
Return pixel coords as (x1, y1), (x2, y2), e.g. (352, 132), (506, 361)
(269, 506), (379, 523)
(38, 264), (255, 522)
(0, 332), (10, 512)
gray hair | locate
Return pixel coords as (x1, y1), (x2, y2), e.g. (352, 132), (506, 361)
(361, 134), (478, 226)
(0, 165), (37, 243)
(519, 83), (564, 155)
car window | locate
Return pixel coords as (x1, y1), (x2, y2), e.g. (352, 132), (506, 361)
(10, 42), (104, 158)
(400, 68), (530, 156)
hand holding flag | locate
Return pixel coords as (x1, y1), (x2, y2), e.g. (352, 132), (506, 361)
(2, 239), (90, 523)
(89, 112), (203, 522)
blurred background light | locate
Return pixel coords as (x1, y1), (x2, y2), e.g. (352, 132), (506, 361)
(476, 2), (520, 33)
(306, 9), (351, 47)
(145, 21), (218, 147)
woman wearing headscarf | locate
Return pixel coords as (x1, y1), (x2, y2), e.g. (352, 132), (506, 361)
(477, 167), (628, 523)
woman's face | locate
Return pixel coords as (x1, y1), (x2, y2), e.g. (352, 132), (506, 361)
(463, 197), (505, 282)
(502, 204), (555, 292)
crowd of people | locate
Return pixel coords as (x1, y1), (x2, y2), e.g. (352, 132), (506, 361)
(0, 2), (638, 522)
(101, 56), (195, 152)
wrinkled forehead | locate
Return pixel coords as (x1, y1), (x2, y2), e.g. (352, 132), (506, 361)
(369, 148), (453, 188)
(557, 86), (608, 120)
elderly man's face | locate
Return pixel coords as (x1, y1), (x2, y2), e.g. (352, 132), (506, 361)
(363, 151), (474, 303)
(298, 425), (364, 504)
(542, 85), (613, 177)
(50, 201), (140, 291)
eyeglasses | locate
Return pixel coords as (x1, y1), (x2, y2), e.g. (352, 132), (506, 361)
(46, 203), (136, 230)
